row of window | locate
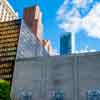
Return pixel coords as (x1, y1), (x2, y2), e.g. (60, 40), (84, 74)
(0, 30), (19, 35)
(0, 63), (12, 68)
(1, 14), (16, 22)
(0, 3), (17, 22)
(0, 14), (13, 22)
(0, 47), (16, 52)
(0, 51), (16, 57)
(0, 38), (18, 43)
(0, 42), (17, 48)
(0, 33), (18, 39)
(0, 25), (20, 31)
(0, 21), (21, 27)
(0, 69), (12, 74)
(0, 56), (15, 62)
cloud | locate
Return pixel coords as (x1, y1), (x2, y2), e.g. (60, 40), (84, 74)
(52, 46), (96, 55)
(75, 46), (96, 53)
(73, 0), (93, 8)
(56, 0), (69, 20)
(58, 15), (81, 33)
(57, 6), (81, 33)
(82, 3), (100, 38)
(56, 0), (100, 38)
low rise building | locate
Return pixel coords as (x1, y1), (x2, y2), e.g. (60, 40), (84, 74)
(11, 52), (100, 100)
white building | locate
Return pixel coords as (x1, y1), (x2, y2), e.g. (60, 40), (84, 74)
(0, 0), (18, 22)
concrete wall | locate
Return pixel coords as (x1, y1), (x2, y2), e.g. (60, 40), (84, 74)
(78, 53), (100, 100)
(11, 52), (100, 100)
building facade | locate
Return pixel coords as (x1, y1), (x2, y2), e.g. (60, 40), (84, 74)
(16, 19), (48, 59)
(0, 19), (48, 83)
(23, 5), (43, 42)
(42, 40), (53, 55)
(0, 4), (49, 83)
(60, 32), (75, 55)
(0, 19), (21, 83)
(60, 33), (71, 55)
(23, 5), (53, 56)
(0, 0), (18, 22)
(11, 52), (100, 100)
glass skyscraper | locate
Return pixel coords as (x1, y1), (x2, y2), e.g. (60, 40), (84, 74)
(60, 33), (72, 55)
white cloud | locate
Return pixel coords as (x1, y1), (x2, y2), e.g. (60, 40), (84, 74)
(82, 3), (100, 38)
(56, 0), (68, 20)
(73, 0), (93, 8)
(57, 6), (81, 33)
(75, 46), (96, 53)
(56, 1), (100, 38)
(58, 15), (81, 32)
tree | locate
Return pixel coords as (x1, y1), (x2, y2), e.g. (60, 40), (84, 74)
(0, 80), (11, 100)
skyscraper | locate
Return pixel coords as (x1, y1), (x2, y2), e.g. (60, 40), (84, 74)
(0, 19), (21, 83)
(60, 33), (75, 55)
(23, 5), (54, 55)
(0, 0), (18, 22)
(0, 4), (49, 83)
(23, 5), (43, 42)
(0, 18), (48, 84)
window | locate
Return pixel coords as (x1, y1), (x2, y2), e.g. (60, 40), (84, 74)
(87, 90), (100, 100)
(52, 90), (64, 100)
(21, 91), (32, 100)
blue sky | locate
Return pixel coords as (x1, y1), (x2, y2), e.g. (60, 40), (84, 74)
(8, 0), (100, 54)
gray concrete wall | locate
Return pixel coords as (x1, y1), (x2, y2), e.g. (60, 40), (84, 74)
(78, 53), (100, 100)
(11, 52), (100, 100)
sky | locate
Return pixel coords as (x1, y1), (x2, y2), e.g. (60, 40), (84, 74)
(8, 0), (100, 54)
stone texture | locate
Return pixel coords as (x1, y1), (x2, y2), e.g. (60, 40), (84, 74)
(11, 52), (100, 100)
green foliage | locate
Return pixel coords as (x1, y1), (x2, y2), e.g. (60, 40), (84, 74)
(0, 80), (11, 100)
